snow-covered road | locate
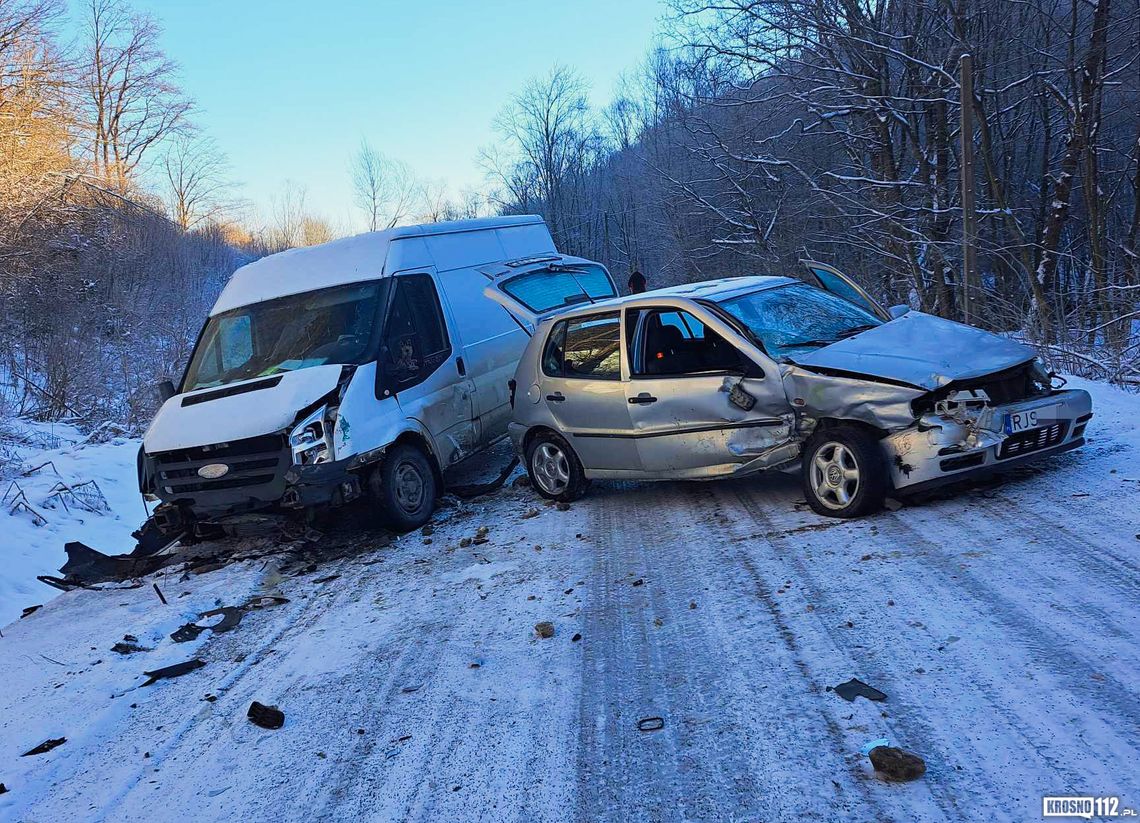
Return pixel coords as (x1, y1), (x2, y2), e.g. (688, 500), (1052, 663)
(1, 377), (1138, 822)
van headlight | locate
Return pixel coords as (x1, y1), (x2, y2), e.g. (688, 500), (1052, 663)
(289, 405), (334, 465)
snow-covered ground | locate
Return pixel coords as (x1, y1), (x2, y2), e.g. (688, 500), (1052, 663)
(0, 421), (144, 626)
(1, 376), (1138, 822)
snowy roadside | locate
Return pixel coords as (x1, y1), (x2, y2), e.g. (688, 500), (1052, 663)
(0, 422), (145, 626)
(0, 375), (1137, 822)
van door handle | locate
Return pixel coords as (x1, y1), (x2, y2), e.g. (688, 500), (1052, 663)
(629, 393), (658, 405)
(546, 391), (565, 402)
(456, 357), (466, 376)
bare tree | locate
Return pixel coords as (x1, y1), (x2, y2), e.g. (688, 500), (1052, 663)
(349, 140), (417, 230)
(416, 178), (454, 223)
(162, 132), (236, 231)
(269, 180), (308, 250)
(79, 0), (191, 191)
(491, 65), (599, 246)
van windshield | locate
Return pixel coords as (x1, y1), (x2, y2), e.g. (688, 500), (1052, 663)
(182, 281), (387, 392)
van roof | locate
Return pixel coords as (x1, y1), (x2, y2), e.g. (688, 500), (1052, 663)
(211, 215), (550, 316)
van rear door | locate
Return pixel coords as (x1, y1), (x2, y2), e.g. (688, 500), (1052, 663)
(483, 260), (618, 333)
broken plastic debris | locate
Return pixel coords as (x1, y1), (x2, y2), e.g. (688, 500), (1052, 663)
(827, 678), (887, 702)
(860, 737), (890, 755)
(247, 701), (285, 730)
(111, 640), (150, 655)
(141, 659), (205, 687)
(20, 604), (42, 619)
(172, 606), (244, 642)
(21, 737), (66, 757)
(868, 745), (926, 781)
(171, 623), (206, 643)
(637, 717), (665, 732)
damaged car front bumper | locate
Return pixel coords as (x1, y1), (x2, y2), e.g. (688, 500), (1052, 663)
(881, 389), (1092, 494)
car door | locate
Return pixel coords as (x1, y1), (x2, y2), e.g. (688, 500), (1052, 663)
(623, 305), (795, 476)
(377, 271), (476, 467)
(482, 260), (619, 333)
(801, 261), (891, 322)
(537, 311), (641, 472)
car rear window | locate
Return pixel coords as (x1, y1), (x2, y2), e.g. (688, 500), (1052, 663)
(501, 265), (615, 313)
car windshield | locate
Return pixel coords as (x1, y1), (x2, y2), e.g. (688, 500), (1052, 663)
(182, 281), (386, 392)
(716, 283), (883, 360)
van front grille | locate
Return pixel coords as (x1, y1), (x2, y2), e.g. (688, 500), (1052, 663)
(153, 434), (287, 496)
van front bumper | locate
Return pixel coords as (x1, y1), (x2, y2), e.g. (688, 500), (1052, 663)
(882, 389), (1092, 493)
(142, 433), (361, 531)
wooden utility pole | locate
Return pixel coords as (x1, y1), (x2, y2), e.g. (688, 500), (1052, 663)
(959, 53), (978, 324)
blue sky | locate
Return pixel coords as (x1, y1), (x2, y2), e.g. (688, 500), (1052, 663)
(126, 0), (667, 231)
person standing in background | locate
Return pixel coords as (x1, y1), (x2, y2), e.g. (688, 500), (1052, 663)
(627, 270), (646, 294)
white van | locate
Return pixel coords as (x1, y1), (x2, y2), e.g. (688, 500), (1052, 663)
(138, 216), (616, 534)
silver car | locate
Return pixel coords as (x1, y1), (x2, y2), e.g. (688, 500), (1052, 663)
(504, 263), (1092, 517)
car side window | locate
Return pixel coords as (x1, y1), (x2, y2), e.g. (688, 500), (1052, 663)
(542, 321), (567, 377)
(382, 274), (451, 391)
(635, 308), (743, 377)
(556, 312), (621, 380)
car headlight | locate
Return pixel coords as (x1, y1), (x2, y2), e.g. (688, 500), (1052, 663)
(289, 405), (334, 465)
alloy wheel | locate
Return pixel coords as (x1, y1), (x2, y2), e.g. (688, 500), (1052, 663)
(532, 442), (571, 495)
(810, 441), (861, 510)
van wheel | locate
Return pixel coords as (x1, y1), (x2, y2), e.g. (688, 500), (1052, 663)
(526, 431), (589, 502)
(801, 426), (887, 518)
(370, 443), (437, 532)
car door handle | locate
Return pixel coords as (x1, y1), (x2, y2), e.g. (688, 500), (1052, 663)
(546, 391), (565, 402)
(456, 357), (466, 376)
(629, 393), (658, 405)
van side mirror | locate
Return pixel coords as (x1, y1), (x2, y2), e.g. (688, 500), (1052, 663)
(156, 379), (176, 402)
(888, 304), (909, 319)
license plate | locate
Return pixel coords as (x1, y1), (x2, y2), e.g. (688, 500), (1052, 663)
(1005, 405), (1057, 434)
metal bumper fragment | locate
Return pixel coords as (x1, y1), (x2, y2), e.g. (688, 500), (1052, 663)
(883, 389), (1092, 491)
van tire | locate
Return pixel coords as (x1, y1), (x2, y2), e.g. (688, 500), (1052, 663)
(525, 430), (589, 503)
(370, 443), (437, 532)
(801, 426), (887, 518)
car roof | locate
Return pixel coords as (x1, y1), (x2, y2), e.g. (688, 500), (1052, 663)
(546, 274), (798, 321)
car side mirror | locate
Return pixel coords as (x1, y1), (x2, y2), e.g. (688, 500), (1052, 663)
(156, 379), (176, 402)
(888, 304), (909, 319)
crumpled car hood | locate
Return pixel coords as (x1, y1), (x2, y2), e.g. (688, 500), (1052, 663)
(789, 312), (1036, 390)
(144, 364), (344, 453)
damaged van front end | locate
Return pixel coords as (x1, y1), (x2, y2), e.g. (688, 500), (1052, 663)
(138, 364), (371, 539)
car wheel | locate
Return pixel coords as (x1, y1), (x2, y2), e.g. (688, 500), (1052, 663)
(801, 426), (887, 518)
(370, 443), (437, 532)
(525, 430), (589, 502)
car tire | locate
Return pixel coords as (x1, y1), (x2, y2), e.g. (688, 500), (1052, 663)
(801, 426), (887, 518)
(525, 430), (589, 503)
(370, 443), (437, 532)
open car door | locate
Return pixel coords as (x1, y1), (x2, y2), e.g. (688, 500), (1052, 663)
(483, 259), (618, 334)
(801, 260), (892, 322)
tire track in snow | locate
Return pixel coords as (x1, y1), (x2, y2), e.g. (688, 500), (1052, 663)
(577, 480), (894, 822)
